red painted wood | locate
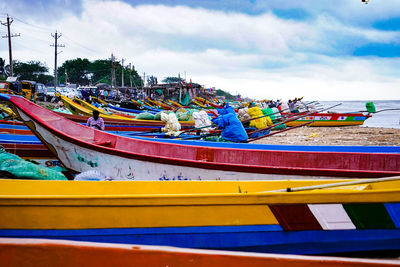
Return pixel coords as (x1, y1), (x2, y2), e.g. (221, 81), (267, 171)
(7, 96), (400, 178)
(270, 204), (323, 231)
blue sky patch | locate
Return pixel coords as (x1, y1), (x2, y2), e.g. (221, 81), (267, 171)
(272, 8), (309, 21)
(353, 43), (400, 57)
(372, 17), (400, 31)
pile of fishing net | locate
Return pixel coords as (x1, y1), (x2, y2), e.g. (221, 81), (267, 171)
(0, 146), (67, 180)
(261, 107), (286, 130)
(175, 108), (194, 121)
(136, 112), (156, 120)
(152, 108), (195, 122)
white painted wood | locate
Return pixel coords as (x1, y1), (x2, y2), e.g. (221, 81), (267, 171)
(308, 204), (356, 230)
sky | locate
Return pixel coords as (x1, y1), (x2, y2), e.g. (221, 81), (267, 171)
(1, 0), (400, 101)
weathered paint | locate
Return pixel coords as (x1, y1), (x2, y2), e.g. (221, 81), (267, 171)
(0, 179), (399, 255)
(308, 204), (356, 230)
(2, 238), (399, 267)
(343, 203), (396, 229)
(285, 113), (371, 127)
(5, 94), (400, 180)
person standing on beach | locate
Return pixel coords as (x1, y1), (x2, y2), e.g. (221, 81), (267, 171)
(86, 110), (105, 130)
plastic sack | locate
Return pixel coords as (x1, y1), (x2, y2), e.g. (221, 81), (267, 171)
(366, 102), (376, 113)
(238, 107), (251, 122)
(192, 110), (213, 133)
(74, 170), (108, 181)
(248, 106), (272, 129)
(161, 112), (181, 136)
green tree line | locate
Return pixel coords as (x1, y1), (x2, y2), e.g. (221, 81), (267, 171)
(0, 57), (143, 87)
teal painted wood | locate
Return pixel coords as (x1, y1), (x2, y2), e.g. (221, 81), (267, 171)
(343, 203), (396, 229)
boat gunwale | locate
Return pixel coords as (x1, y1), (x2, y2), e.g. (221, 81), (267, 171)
(4, 94), (400, 178)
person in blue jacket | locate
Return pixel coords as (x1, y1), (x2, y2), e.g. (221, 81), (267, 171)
(216, 102), (236, 116)
(212, 104), (248, 142)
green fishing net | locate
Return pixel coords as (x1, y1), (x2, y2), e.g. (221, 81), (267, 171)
(0, 146), (67, 180)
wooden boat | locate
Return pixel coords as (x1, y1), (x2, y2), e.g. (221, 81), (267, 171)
(1, 238), (399, 267)
(283, 112), (372, 127)
(59, 95), (136, 121)
(1, 94), (400, 180)
(0, 118), (164, 132)
(73, 97), (111, 115)
(106, 102), (154, 114)
(0, 178), (400, 255)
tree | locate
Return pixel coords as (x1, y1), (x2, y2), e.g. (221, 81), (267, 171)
(86, 59), (111, 85)
(0, 58), (5, 80)
(162, 77), (180, 83)
(13, 61), (53, 84)
(216, 89), (235, 101)
(87, 59), (143, 87)
(58, 58), (91, 85)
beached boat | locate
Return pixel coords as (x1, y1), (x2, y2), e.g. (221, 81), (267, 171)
(284, 112), (372, 127)
(59, 95), (136, 121)
(0, 116), (164, 133)
(1, 238), (398, 267)
(1, 94), (399, 180)
(0, 178), (399, 255)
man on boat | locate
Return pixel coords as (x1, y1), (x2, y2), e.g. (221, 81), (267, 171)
(86, 110), (105, 130)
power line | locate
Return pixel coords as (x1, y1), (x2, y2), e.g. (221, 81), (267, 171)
(62, 33), (99, 53)
(13, 16), (51, 33)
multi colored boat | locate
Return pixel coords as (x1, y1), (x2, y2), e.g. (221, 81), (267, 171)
(0, 120), (163, 133)
(73, 97), (111, 115)
(0, 178), (399, 255)
(1, 94), (399, 180)
(59, 95), (136, 121)
(1, 238), (398, 267)
(283, 112), (372, 127)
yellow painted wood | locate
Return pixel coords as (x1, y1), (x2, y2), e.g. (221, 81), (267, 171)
(59, 96), (135, 121)
(73, 97), (110, 115)
(0, 179), (399, 229)
(0, 204), (277, 229)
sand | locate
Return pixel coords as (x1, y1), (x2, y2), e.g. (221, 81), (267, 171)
(251, 126), (400, 146)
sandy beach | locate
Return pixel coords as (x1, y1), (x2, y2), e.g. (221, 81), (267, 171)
(252, 126), (400, 146)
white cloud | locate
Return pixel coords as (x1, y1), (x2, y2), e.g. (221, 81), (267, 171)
(1, 0), (400, 100)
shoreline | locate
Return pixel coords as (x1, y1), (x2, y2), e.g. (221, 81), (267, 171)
(252, 126), (400, 146)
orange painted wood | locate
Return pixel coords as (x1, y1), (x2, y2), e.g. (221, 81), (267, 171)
(0, 238), (398, 267)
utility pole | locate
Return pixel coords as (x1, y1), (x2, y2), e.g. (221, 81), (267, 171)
(128, 63), (133, 88)
(1, 14), (20, 77)
(121, 58), (124, 87)
(51, 31), (64, 87)
(65, 70), (69, 85)
(110, 53), (116, 88)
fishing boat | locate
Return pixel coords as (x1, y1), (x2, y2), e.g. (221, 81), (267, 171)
(58, 95), (137, 121)
(284, 112), (372, 127)
(1, 238), (398, 267)
(0, 120), (163, 133)
(0, 178), (399, 255)
(1, 94), (399, 180)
